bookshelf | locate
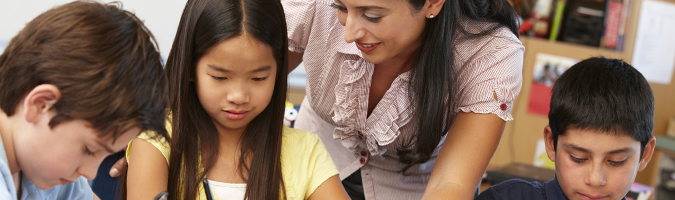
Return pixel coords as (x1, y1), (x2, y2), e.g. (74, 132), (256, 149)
(489, 0), (675, 196)
(654, 136), (675, 199)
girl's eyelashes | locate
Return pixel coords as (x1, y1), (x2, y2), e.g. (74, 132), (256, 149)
(208, 74), (266, 81)
(252, 77), (268, 82)
(210, 75), (227, 81)
(83, 146), (95, 156)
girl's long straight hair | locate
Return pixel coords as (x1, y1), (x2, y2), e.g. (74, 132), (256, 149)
(164, 0), (288, 199)
(397, 0), (519, 172)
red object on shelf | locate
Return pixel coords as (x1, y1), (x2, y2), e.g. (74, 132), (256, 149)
(519, 18), (534, 34)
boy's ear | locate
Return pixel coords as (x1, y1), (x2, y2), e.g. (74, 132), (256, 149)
(544, 125), (557, 162)
(23, 84), (61, 124)
(638, 136), (656, 171)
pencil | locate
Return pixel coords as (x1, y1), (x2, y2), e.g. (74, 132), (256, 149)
(202, 178), (215, 200)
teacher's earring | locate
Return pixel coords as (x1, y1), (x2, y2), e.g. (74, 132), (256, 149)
(429, 14), (434, 18)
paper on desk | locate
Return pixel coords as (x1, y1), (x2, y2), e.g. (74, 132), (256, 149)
(631, 0), (675, 85)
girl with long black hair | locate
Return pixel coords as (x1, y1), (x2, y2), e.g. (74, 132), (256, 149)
(124, 0), (350, 199)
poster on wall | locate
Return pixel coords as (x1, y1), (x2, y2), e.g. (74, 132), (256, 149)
(527, 53), (578, 116)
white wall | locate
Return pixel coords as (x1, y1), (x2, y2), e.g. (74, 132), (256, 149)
(0, 0), (186, 57)
(0, 0), (306, 89)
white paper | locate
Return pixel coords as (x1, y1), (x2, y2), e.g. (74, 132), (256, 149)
(533, 139), (555, 169)
(631, 0), (675, 84)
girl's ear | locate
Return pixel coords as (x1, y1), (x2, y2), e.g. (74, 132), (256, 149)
(23, 84), (61, 124)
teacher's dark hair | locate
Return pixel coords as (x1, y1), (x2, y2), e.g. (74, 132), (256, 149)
(161, 0), (288, 199)
(397, 0), (519, 173)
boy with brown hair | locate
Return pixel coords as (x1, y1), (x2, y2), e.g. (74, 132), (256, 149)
(476, 57), (657, 200)
(0, 1), (168, 199)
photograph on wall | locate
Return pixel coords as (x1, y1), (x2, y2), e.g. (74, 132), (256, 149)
(527, 53), (578, 116)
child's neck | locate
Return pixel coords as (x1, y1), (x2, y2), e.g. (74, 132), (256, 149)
(216, 127), (245, 148)
(208, 126), (250, 183)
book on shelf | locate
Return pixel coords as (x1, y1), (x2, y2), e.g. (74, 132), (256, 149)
(615, 0), (632, 51)
(540, 0), (631, 52)
(602, 0), (623, 49)
(602, 0), (632, 51)
(549, 0), (567, 41)
(557, 0), (607, 47)
(530, 0), (555, 38)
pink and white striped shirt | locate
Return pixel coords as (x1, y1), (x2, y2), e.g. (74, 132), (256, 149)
(283, 0), (524, 199)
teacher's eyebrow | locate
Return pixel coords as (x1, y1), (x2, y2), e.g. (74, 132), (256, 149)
(335, 0), (387, 10)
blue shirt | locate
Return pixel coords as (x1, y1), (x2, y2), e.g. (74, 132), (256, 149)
(0, 135), (93, 200)
(476, 177), (626, 200)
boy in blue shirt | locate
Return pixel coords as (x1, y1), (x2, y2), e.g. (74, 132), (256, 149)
(0, 1), (167, 199)
(476, 57), (657, 200)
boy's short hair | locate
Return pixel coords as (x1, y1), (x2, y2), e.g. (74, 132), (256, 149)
(0, 1), (168, 139)
(548, 57), (654, 155)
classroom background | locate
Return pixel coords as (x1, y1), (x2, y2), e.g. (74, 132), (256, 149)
(1, 0), (675, 199)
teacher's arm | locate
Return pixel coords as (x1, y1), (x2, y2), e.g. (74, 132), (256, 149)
(422, 112), (505, 200)
(287, 50), (304, 74)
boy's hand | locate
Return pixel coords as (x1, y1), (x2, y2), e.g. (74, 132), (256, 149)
(109, 157), (127, 178)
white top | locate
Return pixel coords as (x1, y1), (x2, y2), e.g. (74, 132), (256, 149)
(208, 180), (246, 200)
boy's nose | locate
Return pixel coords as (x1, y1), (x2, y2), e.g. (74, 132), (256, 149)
(585, 164), (607, 187)
(78, 160), (101, 180)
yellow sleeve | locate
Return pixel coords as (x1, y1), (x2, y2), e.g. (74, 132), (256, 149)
(304, 134), (339, 199)
(126, 130), (171, 165)
(281, 127), (339, 199)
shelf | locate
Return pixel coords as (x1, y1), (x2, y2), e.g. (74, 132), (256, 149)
(520, 37), (628, 62)
(656, 135), (675, 154)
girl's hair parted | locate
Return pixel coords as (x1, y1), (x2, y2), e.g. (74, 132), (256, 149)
(164, 0), (288, 199)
